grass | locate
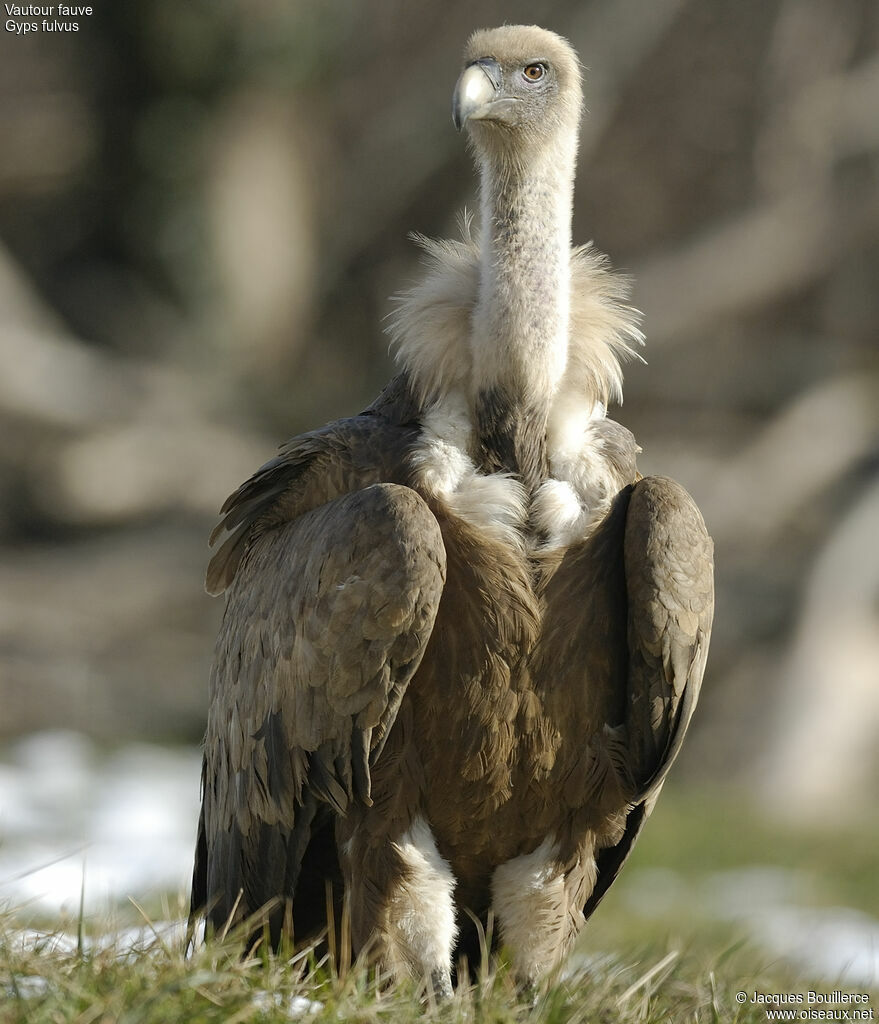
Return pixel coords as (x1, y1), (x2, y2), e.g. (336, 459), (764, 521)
(0, 912), (824, 1024)
(2, 785), (877, 1022)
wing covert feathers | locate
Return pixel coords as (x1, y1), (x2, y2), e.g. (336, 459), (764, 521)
(198, 483), (445, 937)
(205, 402), (421, 596)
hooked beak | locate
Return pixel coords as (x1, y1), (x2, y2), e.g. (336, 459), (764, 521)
(452, 57), (505, 130)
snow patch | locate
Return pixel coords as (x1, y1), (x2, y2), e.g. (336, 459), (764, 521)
(0, 731), (201, 913)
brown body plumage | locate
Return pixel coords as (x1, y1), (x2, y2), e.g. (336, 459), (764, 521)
(191, 25), (714, 993)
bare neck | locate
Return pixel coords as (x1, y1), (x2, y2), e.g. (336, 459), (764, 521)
(470, 140), (576, 491)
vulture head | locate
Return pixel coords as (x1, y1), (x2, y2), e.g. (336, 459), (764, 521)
(453, 26), (582, 160)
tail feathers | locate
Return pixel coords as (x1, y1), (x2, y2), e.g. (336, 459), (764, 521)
(190, 795), (319, 949)
(188, 800), (208, 944)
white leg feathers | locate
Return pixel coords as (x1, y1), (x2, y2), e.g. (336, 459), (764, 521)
(388, 817), (458, 995)
(491, 838), (593, 986)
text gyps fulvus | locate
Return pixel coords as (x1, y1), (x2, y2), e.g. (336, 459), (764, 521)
(191, 25), (714, 993)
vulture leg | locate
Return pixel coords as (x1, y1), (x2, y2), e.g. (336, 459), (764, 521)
(490, 839), (597, 987)
(338, 802), (457, 995)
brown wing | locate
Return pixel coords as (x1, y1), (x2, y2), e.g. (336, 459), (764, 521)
(583, 475), (714, 918)
(193, 482), (446, 941)
(623, 476), (714, 794)
(205, 376), (422, 597)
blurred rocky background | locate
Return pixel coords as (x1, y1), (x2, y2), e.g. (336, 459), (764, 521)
(0, 0), (877, 837)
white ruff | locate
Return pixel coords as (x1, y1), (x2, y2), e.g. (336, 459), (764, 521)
(387, 232), (643, 411)
(389, 817), (458, 978)
(390, 231), (642, 548)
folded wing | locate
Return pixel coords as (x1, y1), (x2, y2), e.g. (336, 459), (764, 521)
(192, 482), (446, 940)
(584, 476), (714, 917)
(562, 476), (714, 920)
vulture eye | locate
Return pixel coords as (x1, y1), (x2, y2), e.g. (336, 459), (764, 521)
(522, 63), (546, 83)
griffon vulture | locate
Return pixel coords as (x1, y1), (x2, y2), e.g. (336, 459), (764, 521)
(191, 25), (714, 993)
